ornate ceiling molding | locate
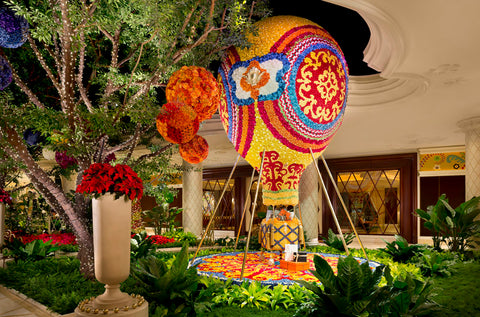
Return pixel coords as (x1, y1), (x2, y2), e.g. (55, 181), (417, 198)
(326, 0), (429, 107)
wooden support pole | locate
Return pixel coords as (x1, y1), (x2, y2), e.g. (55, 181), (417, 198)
(240, 149), (266, 280)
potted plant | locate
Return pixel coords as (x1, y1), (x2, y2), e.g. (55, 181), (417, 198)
(76, 163), (147, 314)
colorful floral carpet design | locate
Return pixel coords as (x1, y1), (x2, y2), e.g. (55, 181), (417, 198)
(191, 251), (382, 286)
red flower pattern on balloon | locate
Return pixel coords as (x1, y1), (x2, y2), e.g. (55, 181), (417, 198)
(76, 163), (143, 201)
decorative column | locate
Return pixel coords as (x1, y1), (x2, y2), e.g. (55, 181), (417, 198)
(182, 161), (203, 237)
(299, 160), (320, 243)
(458, 116), (480, 199)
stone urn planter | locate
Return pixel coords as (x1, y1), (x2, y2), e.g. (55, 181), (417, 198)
(75, 193), (147, 316)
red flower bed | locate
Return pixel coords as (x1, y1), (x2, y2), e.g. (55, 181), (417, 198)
(131, 234), (175, 245)
(20, 232), (77, 245)
(147, 235), (175, 245)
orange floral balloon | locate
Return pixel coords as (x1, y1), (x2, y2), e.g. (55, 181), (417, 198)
(156, 102), (199, 144)
(179, 135), (209, 164)
(166, 66), (220, 122)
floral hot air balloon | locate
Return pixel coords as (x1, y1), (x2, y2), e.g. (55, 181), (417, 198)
(218, 16), (348, 206)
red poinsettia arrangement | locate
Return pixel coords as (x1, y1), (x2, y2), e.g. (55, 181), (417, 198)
(0, 188), (12, 204)
(76, 163), (143, 201)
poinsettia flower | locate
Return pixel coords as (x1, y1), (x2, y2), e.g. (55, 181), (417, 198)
(77, 163), (143, 201)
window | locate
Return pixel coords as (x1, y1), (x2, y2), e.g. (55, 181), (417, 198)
(322, 154), (417, 242)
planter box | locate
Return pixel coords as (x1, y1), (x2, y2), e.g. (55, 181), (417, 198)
(279, 260), (310, 272)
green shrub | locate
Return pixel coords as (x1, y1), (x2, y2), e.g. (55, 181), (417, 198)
(411, 249), (459, 277)
(320, 228), (354, 252)
(415, 195), (480, 252)
(131, 244), (201, 316)
(130, 231), (156, 261)
(380, 235), (425, 263)
(0, 257), (104, 314)
(163, 229), (198, 246)
(4, 238), (60, 262)
(211, 281), (310, 311)
(295, 254), (438, 316)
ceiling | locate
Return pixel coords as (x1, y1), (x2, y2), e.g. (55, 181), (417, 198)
(194, 0), (480, 169)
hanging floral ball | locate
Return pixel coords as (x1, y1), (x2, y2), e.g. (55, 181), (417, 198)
(179, 135), (209, 164)
(156, 102), (199, 144)
(166, 66), (220, 122)
(0, 8), (29, 49)
(0, 56), (12, 90)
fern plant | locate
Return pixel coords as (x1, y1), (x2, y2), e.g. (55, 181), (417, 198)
(321, 228), (354, 252)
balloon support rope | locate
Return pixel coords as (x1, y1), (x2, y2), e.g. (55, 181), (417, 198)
(309, 149), (350, 255)
(241, 149), (266, 280)
(319, 154), (369, 260)
(234, 167), (257, 251)
(191, 154), (241, 265)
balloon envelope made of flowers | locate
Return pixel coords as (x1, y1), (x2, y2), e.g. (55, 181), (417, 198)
(0, 8), (29, 49)
(218, 15), (348, 206)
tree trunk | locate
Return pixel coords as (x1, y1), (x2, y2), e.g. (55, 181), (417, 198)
(77, 232), (95, 279)
(0, 124), (95, 278)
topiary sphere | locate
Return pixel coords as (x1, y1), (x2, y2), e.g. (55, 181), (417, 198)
(156, 102), (199, 144)
(179, 135), (209, 164)
(166, 66), (220, 122)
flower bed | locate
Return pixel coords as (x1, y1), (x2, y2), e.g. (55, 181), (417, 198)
(19, 232), (77, 246)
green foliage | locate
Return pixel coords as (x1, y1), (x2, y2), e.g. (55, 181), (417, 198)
(57, 243), (79, 253)
(321, 228), (354, 252)
(130, 231), (156, 261)
(411, 249), (459, 277)
(163, 229), (198, 246)
(296, 254), (438, 316)
(381, 235), (425, 263)
(143, 203), (182, 235)
(0, 257), (104, 314)
(131, 244), (201, 316)
(211, 281), (309, 311)
(370, 269), (439, 316)
(4, 238), (60, 262)
(430, 261), (480, 317)
(296, 255), (385, 316)
(415, 194), (480, 252)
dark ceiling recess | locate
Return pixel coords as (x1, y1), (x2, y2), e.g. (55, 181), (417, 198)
(269, 0), (378, 76)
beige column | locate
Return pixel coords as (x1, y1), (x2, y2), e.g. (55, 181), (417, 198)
(182, 161), (203, 237)
(458, 116), (480, 200)
(299, 160), (320, 243)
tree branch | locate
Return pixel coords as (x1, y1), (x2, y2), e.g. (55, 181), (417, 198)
(122, 124), (142, 164)
(27, 35), (61, 92)
(130, 143), (174, 168)
(0, 50), (45, 109)
(76, 31), (94, 112)
(59, 0), (77, 129)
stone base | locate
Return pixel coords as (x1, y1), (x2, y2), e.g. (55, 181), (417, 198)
(74, 294), (148, 316)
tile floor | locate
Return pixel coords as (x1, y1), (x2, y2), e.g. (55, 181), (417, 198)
(0, 286), (57, 317)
